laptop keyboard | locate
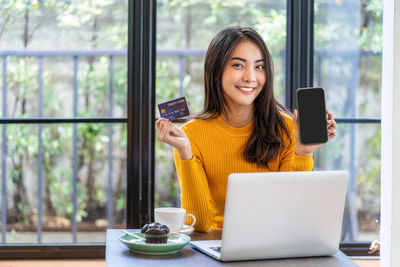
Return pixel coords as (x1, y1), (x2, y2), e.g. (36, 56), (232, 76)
(210, 246), (221, 252)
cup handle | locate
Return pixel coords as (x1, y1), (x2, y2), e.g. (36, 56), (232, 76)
(185, 214), (196, 228)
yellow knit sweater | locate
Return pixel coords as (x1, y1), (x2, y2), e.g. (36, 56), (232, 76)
(173, 114), (314, 232)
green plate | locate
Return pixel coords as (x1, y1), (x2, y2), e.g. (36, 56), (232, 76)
(119, 232), (191, 255)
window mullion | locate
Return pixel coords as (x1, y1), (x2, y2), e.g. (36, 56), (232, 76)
(127, 0), (156, 228)
(285, 0), (314, 110)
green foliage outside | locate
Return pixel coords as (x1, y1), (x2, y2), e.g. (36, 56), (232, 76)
(1, 0), (128, 228)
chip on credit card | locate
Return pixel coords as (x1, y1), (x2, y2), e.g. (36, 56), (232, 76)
(157, 96), (190, 121)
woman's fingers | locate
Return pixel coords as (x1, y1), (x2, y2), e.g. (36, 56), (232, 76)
(156, 120), (185, 144)
(326, 109), (334, 120)
(159, 122), (172, 142)
(326, 110), (337, 140)
(155, 118), (169, 131)
(328, 131), (336, 140)
(326, 110), (335, 123)
(325, 110), (337, 140)
(327, 119), (336, 128)
(293, 109), (298, 124)
(292, 110), (299, 140)
(157, 120), (169, 141)
(155, 119), (161, 129)
(328, 127), (336, 135)
(155, 118), (192, 159)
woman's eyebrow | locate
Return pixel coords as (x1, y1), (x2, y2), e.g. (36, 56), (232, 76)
(231, 57), (265, 63)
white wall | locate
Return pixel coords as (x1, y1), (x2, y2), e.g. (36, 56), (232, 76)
(381, 0), (400, 266)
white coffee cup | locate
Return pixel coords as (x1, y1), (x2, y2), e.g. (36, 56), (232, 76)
(154, 207), (196, 232)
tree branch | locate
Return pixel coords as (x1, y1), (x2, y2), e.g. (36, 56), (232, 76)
(0, 12), (11, 39)
(26, 9), (52, 45)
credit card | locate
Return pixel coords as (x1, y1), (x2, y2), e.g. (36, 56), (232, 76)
(157, 96), (190, 121)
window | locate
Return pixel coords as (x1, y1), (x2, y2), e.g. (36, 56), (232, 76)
(313, 0), (381, 243)
(0, 0), (128, 245)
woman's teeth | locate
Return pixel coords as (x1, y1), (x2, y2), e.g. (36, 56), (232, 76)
(238, 86), (254, 92)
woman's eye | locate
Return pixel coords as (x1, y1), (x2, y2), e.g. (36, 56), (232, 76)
(256, 65), (265, 70)
(232, 63), (243, 68)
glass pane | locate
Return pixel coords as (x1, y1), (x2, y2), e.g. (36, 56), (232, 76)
(314, 0), (382, 242)
(0, 0), (127, 244)
(314, 0), (382, 118)
(155, 1), (287, 206)
(0, 2), (127, 118)
(314, 123), (380, 242)
(2, 123), (126, 244)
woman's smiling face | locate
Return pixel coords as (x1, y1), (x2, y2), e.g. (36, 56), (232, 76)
(221, 40), (266, 112)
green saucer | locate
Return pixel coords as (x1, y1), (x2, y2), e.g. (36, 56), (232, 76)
(119, 232), (191, 255)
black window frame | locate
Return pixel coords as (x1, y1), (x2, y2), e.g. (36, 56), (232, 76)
(0, 0), (379, 259)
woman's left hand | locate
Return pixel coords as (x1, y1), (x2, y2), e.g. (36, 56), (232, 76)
(293, 109), (337, 156)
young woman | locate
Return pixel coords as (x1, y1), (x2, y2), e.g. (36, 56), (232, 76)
(155, 26), (337, 232)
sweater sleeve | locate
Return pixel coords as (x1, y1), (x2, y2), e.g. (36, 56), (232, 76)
(173, 134), (217, 232)
(278, 116), (314, 171)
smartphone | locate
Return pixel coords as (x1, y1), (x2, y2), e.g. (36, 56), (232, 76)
(296, 87), (328, 145)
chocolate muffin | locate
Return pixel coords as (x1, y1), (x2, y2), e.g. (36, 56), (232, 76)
(141, 222), (170, 244)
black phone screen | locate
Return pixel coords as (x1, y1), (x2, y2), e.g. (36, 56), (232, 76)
(296, 87), (328, 144)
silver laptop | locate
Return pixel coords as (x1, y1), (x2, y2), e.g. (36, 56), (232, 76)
(191, 171), (348, 261)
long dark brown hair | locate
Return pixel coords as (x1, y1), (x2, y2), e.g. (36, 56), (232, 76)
(197, 25), (291, 168)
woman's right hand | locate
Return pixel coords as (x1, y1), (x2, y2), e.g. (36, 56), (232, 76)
(155, 118), (193, 160)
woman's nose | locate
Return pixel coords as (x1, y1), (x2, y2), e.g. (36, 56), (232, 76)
(242, 68), (256, 83)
